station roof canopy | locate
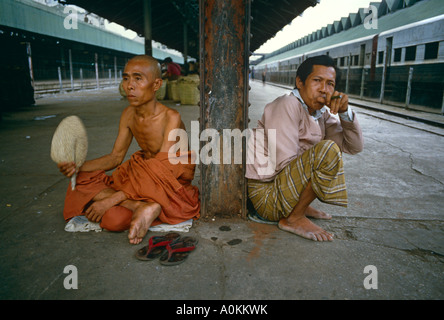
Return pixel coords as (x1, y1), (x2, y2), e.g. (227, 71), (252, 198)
(59, 0), (319, 59)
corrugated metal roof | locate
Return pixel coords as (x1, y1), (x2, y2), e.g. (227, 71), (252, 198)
(0, 0), (144, 54)
(256, 0), (444, 66)
(0, 0), (191, 63)
(59, 0), (319, 59)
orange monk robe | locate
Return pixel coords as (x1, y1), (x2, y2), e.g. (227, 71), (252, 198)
(63, 151), (200, 229)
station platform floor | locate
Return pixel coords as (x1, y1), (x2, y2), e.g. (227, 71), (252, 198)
(0, 81), (443, 302)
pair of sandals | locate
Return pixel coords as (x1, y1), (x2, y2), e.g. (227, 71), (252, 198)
(135, 232), (198, 266)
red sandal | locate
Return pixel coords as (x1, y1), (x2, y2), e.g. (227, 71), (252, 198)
(159, 237), (198, 266)
(135, 232), (181, 261)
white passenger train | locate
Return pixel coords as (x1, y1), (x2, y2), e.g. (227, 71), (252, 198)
(252, 0), (444, 112)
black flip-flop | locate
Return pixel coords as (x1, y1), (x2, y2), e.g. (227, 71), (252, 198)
(159, 237), (198, 266)
(135, 232), (181, 261)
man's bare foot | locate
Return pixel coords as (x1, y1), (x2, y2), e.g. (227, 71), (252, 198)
(128, 203), (161, 245)
(278, 216), (334, 241)
(305, 206), (332, 220)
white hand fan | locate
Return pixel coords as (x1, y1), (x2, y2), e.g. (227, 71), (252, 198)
(50, 115), (88, 190)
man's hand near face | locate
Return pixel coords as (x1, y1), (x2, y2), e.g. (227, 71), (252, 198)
(327, 91), (349, 115)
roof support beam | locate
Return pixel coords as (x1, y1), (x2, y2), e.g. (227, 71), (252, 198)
(143, 0), (152, 56)
(183, 21), (188, 63)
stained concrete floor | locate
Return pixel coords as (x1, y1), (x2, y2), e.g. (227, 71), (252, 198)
(0, 81), (443, 301)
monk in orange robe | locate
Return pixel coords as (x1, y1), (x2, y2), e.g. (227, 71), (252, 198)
(57, 55), (200, 245)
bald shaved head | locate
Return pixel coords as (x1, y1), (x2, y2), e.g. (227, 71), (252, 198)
(126, 55), (162, 79)
(122, 55), (164, 107)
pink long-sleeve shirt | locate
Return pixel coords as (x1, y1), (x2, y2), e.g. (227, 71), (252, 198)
(245, 90), (364, 181)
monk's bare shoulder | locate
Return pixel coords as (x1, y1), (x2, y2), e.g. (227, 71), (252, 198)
(121, 105), (136, 121)
(119, 105), (137, 131)
(163, 107), (183, 129)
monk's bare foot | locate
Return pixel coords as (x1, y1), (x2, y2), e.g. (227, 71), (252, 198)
(305, 206), (332, 220)
(278, 216), (334, 241)
(128, 203), (160, 245)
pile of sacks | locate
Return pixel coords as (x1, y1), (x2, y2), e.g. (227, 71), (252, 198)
(177, 75), (199, 105)
(158, 75), (200, 105)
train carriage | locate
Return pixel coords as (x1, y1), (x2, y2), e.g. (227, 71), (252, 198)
(252, 0), (444, 113)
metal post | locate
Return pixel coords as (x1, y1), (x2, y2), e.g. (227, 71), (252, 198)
(405, 67), (413, 109)
(69, 49), (74, 91)
(114, 56), (118, 85)
(360, 67), (366, 99)
(199, 0), (251, 219)
(58, 66), (63, 92)
(80, 68), (83, 89)
(345, 53), (351, 94)
(143, 0), (153, 56)
(95, 53), (99, 89)
(379, 51), (387, 103)
(183, 21), (188, 65)
(380, 38), (392, 104)
(25, 42), (34, 89)
(441, 88), (444, 116)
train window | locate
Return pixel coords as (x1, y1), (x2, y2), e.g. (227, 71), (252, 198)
(405, 45), (416, 61)
(424, 42), (439, 60)
(394, 48), (402, 62)
(378, 51), (384, 64)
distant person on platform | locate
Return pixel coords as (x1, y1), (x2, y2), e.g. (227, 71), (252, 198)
(162, 57), (182, 80)
(246, 55), (364, 242)
(57, 55), (200, 245)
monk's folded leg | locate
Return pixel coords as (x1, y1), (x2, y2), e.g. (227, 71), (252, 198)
(100, 206), (133, 232)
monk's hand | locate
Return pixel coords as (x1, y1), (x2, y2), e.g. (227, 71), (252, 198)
(84, 199), (111, 223)
(57, 162), (77, 178)
(327, 91), (349, 115)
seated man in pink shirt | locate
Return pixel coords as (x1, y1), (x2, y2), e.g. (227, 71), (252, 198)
(246, 55), (364, 242)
